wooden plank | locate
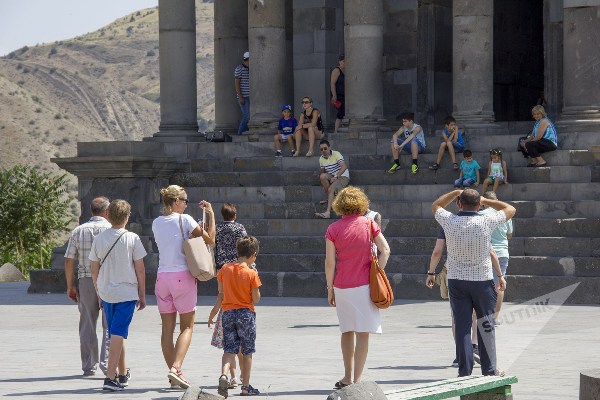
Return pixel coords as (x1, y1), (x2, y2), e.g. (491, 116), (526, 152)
(385, 376), (518, 400)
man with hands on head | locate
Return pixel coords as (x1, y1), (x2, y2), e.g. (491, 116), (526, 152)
(431, 189), (515, 378)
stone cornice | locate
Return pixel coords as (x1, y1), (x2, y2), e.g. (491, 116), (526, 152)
(51, 156), (190, 178)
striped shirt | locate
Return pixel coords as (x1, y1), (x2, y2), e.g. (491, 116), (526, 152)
(64, 216), (112, 279)
(533, 116), (558, 146)
(234, 63), (250, 98)
(319, 150), (350, 178)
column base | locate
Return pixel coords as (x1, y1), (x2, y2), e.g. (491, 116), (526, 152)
(347, 116), (386, 133)
(559, 107), (600, 126)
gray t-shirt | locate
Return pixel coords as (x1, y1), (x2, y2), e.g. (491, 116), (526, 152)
(89, 228), (147, 303)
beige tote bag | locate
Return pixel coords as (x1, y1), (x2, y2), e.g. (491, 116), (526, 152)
(179, 213), (215, 281)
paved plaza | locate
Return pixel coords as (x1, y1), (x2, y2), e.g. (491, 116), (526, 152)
(0, 281), (598, 399)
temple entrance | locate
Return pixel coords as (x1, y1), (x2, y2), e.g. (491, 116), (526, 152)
(493, 0), (544, 121)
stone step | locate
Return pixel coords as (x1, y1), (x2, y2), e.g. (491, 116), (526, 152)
(190, 150), (593, 172)
(27, 269), (600, 303)
(250, 235), (599, 257)
(238, 218), (600, 238)
(185, 182), (600, 203)
(150, 200), (600, 224)
(174, 165), (592, 187)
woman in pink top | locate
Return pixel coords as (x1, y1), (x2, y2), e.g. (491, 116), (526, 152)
(325, 186), (391, 389)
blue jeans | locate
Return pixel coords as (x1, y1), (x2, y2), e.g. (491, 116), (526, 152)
(237, 97), (250, 135)
(448, 279), (497, 377)
(455, 177), (475, 187)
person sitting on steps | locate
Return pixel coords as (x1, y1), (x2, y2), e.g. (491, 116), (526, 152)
(429, 116), (465, 171)
(293, 96), (323, 157)
(388, 112), (426, 174)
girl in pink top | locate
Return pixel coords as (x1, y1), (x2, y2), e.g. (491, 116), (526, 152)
(324, 186), (391, 389)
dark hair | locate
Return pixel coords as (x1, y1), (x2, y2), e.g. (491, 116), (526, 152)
(237, 236), (260, 258)
(444, 116), (456, 125)
(489, 148), (503, 161)
(319, 139), (330, 147)
(221, 203), (237, 221)
(90, 197), (110, 216)
(339, 54), (345, 61)
(463, 149), (473, 158)
(401, 112), (415, 121)
(459, 189), (481, 209)
(482, 191), (498, 200)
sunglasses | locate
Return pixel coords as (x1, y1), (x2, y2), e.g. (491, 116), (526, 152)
(178, 198), (189, 205)
(301, 100), (311, 104)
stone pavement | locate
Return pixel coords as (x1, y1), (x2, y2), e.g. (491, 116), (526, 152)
(0, 281), (598, 399)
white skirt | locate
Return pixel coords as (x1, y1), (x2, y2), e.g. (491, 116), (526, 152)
(334, 284), (382, 334)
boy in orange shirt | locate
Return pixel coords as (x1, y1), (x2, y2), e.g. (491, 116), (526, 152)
(214, 236), (262, 397)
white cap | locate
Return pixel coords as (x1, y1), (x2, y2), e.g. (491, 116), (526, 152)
(243, 51), (250, 60)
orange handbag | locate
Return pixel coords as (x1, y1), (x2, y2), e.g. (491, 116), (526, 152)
(368, 220), (394, 309)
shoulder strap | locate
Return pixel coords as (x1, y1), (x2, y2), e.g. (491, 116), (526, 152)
(368, 219), (376, 256)
(100, 230), (127, 267)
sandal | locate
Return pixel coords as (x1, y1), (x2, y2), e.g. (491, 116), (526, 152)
(241, 384), (261, 396)
(334, 380), (351, 389)
(429, 163), (440, 170)
(218, 374), (229, 398)
(453, 162), (459, 170)
(167, 367), (190, 389)
(305, 151), (314, 157)
(534, 162), (547, 167)
(228, 376), (240, 389)
(315, 212), (330, 219)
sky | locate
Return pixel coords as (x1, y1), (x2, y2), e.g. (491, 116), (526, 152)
(0, 0), (158, 56)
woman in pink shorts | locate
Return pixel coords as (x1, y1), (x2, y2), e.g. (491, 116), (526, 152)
(152, 185), (216, 388)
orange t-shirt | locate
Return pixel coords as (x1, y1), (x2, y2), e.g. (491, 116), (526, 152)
(217, 262), (262, 312)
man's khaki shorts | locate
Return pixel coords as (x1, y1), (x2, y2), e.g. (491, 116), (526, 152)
(328, 174), (349, 194)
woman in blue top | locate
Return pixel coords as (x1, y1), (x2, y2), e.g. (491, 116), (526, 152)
(521, 105), (558, 167)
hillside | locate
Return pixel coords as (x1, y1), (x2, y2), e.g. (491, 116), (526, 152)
(0, 4), (215, 218)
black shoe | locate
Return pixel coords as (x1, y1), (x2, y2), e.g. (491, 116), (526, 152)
(103, 377), (125, 391)
(117, 368), (131, 387)
(451, 358), (458, 368)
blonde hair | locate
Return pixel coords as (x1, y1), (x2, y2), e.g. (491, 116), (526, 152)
(160, 185), (186, 215)
(532, 105), (547, 116)
(332, 186), (369, 216)
(108, 199), (131, 225)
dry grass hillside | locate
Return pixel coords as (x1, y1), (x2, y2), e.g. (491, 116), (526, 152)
(0, 4), (215, 218)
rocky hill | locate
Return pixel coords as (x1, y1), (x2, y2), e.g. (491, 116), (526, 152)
(0, 4), (215, 218)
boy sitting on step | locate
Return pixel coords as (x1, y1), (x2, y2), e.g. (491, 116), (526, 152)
(454, 149), (481, 188)
(274, 105), (298, 157)
(388, 112), (426, 174)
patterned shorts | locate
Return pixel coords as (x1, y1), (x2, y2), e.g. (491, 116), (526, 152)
(221, 308), (256, 355)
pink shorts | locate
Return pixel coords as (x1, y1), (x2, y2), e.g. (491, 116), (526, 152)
(155, 271), (197, 314)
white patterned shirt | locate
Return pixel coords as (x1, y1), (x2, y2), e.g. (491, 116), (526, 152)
(434, 208), (506, 281)
(64, 216), (111, 279)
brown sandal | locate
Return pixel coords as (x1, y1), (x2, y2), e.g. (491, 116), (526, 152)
(167, 367), (190, 389)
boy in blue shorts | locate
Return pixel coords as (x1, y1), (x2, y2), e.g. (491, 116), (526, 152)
(216, 236), (262, 397)
(454, 149), (481, 188)
(90, 200), (147, 391)
(388, 111), (426, 174)
(274, 104), (298, 157)
(429, 116), (465, 171)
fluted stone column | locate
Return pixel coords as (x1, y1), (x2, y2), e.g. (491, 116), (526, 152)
(154, 0), (198, 137)
(248, 0), (286, 128)
(560, 2), (600, 123)
(452, 0), (495, 125)
(214, 1), (248, 134)
(344, 0), (384, 126)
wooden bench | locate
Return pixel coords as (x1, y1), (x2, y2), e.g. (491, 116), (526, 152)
(384, 375), (518, 400)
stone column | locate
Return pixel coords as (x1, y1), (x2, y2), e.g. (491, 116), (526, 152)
(543, 0), (563, 119)
(452, 0), (495, 125)
(560, 2), (600, 123)
(248, 0), (286, 128)
(154, 0), (198, 137)
(344, 0), (384, 126)
(214, 1), (248, 134)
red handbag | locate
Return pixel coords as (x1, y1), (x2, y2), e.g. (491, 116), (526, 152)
(368, 220), (394, 309)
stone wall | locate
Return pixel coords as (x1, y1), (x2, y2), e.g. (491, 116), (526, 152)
(493, 0), (544, 121)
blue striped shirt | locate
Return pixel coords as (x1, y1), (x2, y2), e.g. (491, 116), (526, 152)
(234, 64), (250, 98)
(533, 117), (558, 146)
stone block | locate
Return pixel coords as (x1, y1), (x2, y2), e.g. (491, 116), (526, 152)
(180, 386), (224, 400)
(28, 270), (67, 293)
(580, 369), (600, 400)
(0, 263), (27, 282)
(51, 246), (68, 271)
(326, 381), (386, 400)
